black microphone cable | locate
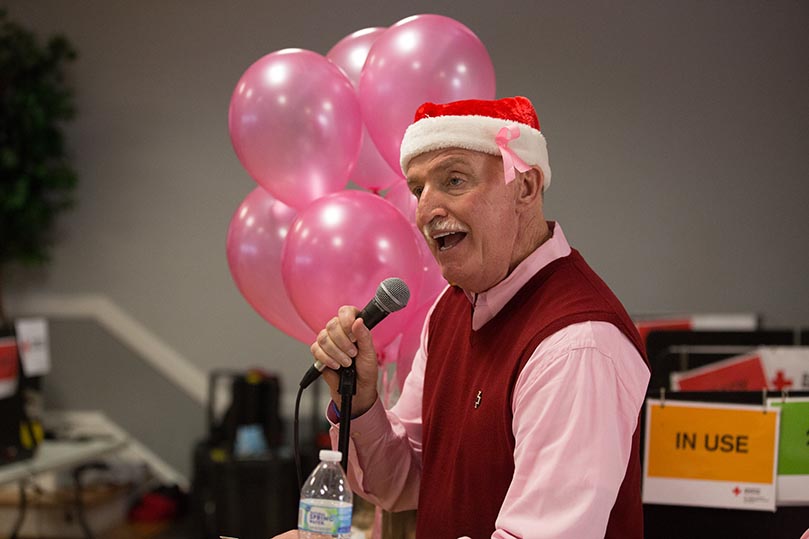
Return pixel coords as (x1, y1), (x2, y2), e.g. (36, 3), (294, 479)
(294, 382), (305, 490)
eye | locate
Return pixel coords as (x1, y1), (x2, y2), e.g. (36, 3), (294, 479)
(447, 176), (464, 188)
(410, 185), (423, 199)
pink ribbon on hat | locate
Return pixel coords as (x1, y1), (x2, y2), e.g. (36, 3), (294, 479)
(495, 125), (531, 183)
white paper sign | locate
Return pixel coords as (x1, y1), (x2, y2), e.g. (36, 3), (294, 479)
(15, 318), (50, 377)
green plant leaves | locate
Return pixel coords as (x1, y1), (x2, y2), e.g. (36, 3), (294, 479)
(0, 8), (78, 267)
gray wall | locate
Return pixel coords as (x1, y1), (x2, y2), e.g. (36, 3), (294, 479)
(42, 319), (203, 477)
(5, 1), (808, 477)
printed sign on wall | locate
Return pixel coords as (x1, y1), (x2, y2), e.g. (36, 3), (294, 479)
(15, 318), (50, 377)
(671, 353), (767, 391)
(671, 347), (809, 392)
(643, 399), (780, 511)
(767, 397), (809, 505)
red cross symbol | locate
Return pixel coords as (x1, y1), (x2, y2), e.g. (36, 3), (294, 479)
(733, 486), (741, 496)
(771, 370), (793, 390)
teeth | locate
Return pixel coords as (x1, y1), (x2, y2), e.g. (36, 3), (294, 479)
(433, 230), (466, 251)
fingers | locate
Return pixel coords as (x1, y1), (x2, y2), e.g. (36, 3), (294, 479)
(311, 323), (354, 370)
(310, 306), (360, 371)
(310, 307), (380, 419)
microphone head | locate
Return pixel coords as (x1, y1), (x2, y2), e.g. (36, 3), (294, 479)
(376, 278), (410, 314)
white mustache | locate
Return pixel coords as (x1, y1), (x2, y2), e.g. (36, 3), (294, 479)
(422, 219), (467, 239)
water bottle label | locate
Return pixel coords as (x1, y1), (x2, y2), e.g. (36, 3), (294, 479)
(298, 500), (352, 534)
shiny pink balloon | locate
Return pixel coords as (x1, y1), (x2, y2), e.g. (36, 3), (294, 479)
(352, 125), (402, 192)
(414, 226), (448, 307)
(395, 301), (432, 390)
(281, 191), (423, 349)
(327, 27), (386, 87)
(393, 226), (446, 383)
(394, 242), (447, 389)
(359, 14), (496, 172)
(328, 28), (402, 193)
(229, 49), (362, 209)
(226, 188), (315, 344)
(384, 179), (417, 224)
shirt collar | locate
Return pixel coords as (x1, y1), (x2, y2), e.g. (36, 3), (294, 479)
(466, 221), (572, 330)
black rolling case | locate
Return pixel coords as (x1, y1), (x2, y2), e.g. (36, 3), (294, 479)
(189, 369), (300, 539)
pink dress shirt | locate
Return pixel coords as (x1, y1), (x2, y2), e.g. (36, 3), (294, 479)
(331, 223), (650, 538)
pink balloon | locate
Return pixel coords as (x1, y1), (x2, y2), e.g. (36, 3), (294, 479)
(226, 188), (315, 344)
(282, 191), (424, 349)
(328, 28), (402, 193)
(414, 226), (448, 307)
(377, 334), (403, 369)
(352, 125), (402, 192)
(395, 301), (432, 390)
(384, 179), (417, 224)
(394, 239), (448, 389)
(359, 15), (496, 173)
(327, 27), (387, 87)
(228, 49), (362, 209)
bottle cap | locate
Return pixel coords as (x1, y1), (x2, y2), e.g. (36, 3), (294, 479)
(319, 450), (342, 462)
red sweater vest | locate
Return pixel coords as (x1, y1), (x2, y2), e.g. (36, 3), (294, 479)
(417, 249), (649, 539)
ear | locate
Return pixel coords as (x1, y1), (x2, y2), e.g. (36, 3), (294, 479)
(515, 167), (543, 209)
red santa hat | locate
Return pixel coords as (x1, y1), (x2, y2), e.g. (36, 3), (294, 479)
(399, 96), (552, 189)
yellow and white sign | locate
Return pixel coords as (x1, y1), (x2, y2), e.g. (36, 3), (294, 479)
(643, 399), (780, 511)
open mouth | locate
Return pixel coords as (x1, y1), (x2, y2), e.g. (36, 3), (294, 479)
(434, 231), (467, 251)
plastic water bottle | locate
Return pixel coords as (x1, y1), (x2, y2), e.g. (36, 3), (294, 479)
(298, 450), (353, 539)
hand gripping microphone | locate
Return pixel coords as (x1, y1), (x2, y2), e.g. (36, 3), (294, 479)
(299, 277), (410, 388)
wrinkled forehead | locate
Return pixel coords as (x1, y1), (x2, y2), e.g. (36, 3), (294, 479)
(405, 147), (501, 181)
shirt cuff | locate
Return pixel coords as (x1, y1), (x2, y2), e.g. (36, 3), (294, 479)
(327, 398), (389, 438)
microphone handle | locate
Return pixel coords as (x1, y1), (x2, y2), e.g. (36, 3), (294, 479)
(298, 299), (390, 389)
(356, 299), (387, 330)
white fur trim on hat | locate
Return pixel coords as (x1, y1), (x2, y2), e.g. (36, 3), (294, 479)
(400, 114), (552, 190)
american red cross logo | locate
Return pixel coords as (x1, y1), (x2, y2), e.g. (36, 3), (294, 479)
(771, 370), (793, 390)
(733, 486), (741, 496)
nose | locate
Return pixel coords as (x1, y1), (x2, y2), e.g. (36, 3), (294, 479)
(415, 184), (447, 227)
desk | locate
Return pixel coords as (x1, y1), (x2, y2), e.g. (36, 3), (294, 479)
(0, 438), (126, 486)
(0, 437), (127, 539)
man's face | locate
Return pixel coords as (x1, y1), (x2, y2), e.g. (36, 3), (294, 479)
(406, 148), (521, 293)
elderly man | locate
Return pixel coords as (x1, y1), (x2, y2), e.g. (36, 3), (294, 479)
(288, 96), (650, 539)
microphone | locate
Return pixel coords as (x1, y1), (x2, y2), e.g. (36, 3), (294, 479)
(299, 277), (411, 388)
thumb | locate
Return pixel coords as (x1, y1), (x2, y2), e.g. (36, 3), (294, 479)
(351, 318), (377, 364)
